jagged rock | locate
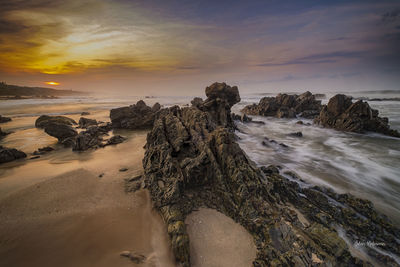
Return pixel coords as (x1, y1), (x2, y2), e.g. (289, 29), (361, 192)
(78, 117), (97, 128)
(140, 83), (392, 267)
(242, 91), (322, 119)
(33, 146), (54, 155)
(0, 115), (11, 123)
(0, 146), (26, 164)
(110, 100), (161, 129)
(288, 131), (303, 137)
(232, 113), (252, 123)
(35, 115), (77, 128)
(265, 166), (400, 266)
(125, 175), (143, 192)
(72, 126), (107, 151)
(314, 94), (400, 137)
(191, 97), (203, 107)
(44, 122), (78, 146)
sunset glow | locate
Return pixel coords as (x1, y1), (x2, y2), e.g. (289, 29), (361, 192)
(45, 81), (60, 86)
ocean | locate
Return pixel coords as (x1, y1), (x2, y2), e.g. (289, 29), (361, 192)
(1, 90), (399, 225)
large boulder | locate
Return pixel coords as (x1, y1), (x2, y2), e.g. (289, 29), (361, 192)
(0, 146), (26, 164)
(110, 100), (161, 129)
(136, 83), (399, 266)
(0, 115), (11, 123)
(35, 115), (77, 128)
(44, 122), (78, 146)
(242, 91), (322, 119)
(315, 94), (400, 137)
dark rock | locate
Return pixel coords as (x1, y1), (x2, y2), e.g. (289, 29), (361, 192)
(35, 115), (77, 128)
(140, 83), (388, 266)
(81, 111), (90, 115)
(191, 97), (203, 107)
(78, 117), (97, 128)
(0, 146), (26, 164)
(231, 113), (252, 123)
(105, 135), (126, 146)
(72, 126), (106, 151)
(44, 122), (78, 146)
(0, 115), (11, 123)
(110, 100), (161, 129)
(98, 173), (104, 178)
(296, 120), (304, 125)
(119, 168), (128, 172)
(0, 127), (10, 139)
(30, 155), (40, 160)
(242, 91), (322, 119)
(314, 94), (400, 137)
(288, 131), (303, 137)
(33, 146), (54, 155)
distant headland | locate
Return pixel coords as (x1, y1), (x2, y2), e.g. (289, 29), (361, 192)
(0, 82), (85, 100)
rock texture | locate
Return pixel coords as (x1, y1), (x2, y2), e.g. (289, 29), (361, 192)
(315, 94), (400, 137)
(135, 83), (400, 267)
(110, 100), (161, 129)
(0, 115), (11, 123)
(242, 91), (322, 119)
(44, 122), (78, 146)
(78, 117), (97, 128)
(0, 146), (26, 164)
(35, 115), (77, 128)
(73, 126), (108, 151)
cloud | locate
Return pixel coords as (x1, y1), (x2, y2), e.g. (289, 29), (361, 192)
(382, 9), (400, 23)
(256, 51), (365, 67)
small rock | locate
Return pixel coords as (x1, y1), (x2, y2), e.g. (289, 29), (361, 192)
(99, 173), (104, 178)
(288, 131), (303, 137)
(279, 143), (289, 148)
(81, 112), (90, 115)
(119, 168), (128, 172)
(120, 251), (146, 264)
(33, 146), (54, 155)
(0, 146), (27, 164)
(0, 115), (12, 123)
(78, 117), (97, 128)
(30, 155), (40, 160)
(296, 120), (304, 125)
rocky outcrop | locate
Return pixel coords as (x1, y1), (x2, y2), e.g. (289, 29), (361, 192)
(78, 117), (97, 128)
(314, 94), (400, 137)
(105, 135), (126, 146)
(73, 126), (108, 151)
(110, 100), (161, 129)
(0, 146), (26, 164)
(0, 115), (11, 123)
(44, 122), (78, 146)
(242, 91), (322, 119)
(35, 115), (77, 128)
(135, 83), (399, 266)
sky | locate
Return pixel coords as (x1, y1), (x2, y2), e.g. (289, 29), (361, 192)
(0, 0), (400, 95)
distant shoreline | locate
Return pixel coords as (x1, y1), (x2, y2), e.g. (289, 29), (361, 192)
(0, 82), (85, 97)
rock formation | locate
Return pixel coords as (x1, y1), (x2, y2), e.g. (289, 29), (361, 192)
(0, 146), (26, 164)
(133, 82), (400, 267)
(0, 115), (11, 123)
(110, 100), (161, 129)
(73, 126), (108, 151)
(33, 146), (54, 155)
(44, 122), (78, 146)
(315, 94), (400, 137)
(35, 115), (77, 128)
(242, 91), (322, 119)
(78, 117), (97, 128)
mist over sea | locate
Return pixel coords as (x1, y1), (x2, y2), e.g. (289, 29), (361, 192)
(1, 89), (400, 224)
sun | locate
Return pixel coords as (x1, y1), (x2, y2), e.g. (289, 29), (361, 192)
(45, 81), (60, 86)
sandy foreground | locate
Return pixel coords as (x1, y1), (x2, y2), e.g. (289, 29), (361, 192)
(0, 133), (257, 267)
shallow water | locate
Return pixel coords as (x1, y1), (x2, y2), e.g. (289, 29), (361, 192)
(0, 90), (399, 226)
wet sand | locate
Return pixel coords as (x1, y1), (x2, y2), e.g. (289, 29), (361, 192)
(0, 168), (176, 267)
(186, 208), (257, 267)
